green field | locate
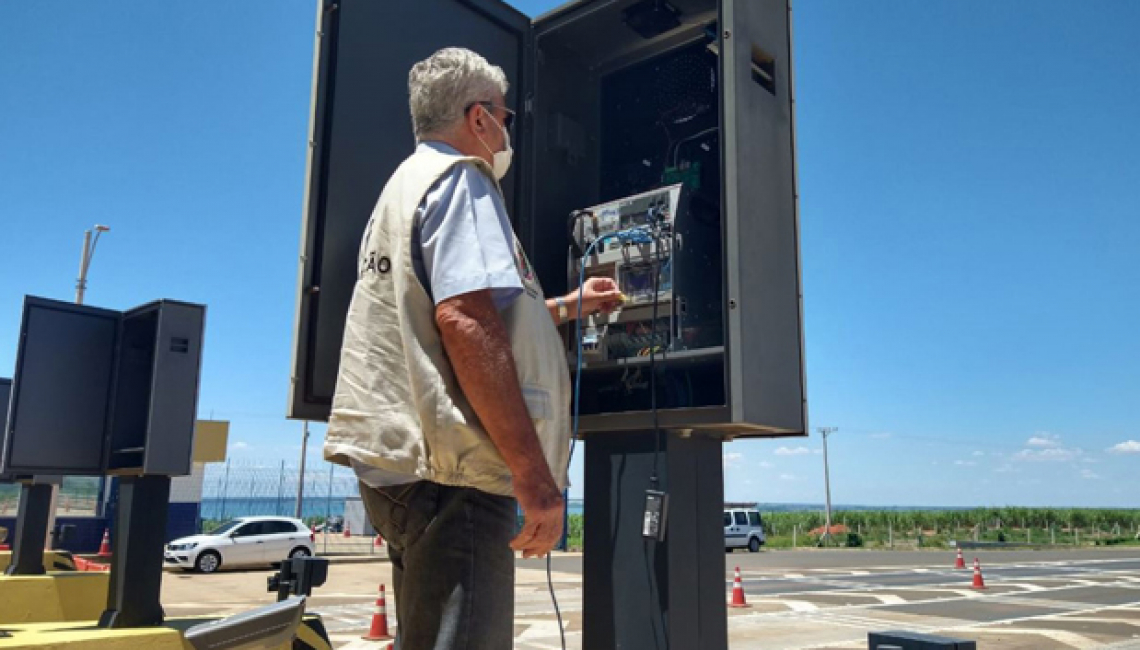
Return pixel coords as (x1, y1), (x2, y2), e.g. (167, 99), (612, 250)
(563, 507), (1140, 552)
(761, 507), (1140, 550)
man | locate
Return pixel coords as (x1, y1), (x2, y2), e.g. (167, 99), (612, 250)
(325, 48), (620, 649)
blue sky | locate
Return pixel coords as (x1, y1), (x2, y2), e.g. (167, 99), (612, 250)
(2, 1), (1137, 507)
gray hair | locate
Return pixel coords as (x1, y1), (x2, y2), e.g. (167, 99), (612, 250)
(408, 48), (509, 141)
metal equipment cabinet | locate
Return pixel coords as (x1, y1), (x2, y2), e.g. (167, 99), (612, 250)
(290, 0), (806, 439)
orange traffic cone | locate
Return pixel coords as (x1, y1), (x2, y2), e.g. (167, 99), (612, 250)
(728, 566), (750, 608)
(374, 533), (383, 548)
(97, 529), (112, 558)
(971, 558), (986, 589)
(955, 548), (966, 569)
(362, 584), (393, 641)
(344, 523), (351, 538)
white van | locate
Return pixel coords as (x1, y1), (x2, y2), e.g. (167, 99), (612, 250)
(724, 508), (766, 552)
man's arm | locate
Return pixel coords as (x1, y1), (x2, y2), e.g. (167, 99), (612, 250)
(546, 277), (623, 324)
(436, 289), (563, 558)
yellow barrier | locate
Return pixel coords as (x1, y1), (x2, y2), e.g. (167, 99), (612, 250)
(0, 615), (332, 650)
(0, 573), (110, 624)
(0, 622), (189, 650)
(0, 551), (78, 574)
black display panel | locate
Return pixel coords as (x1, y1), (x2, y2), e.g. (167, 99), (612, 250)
(2, 298), (119, 475)
(289, 0), (530, 420)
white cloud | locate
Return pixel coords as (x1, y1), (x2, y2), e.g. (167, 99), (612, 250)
(994, 463), (1019, 474)
(723, 452), (743, 468)
(1014, 447), (1081, 462)
(779, 473), (796, 481)
(1027, 433), (1061, 448)
(972, 451), (985, 457)
(1108, 440), (1140, 455)
(954, 460), (977, 467)
(1080, 469), (1101, 480)
(230, 441), (250, 450)
(758, 461), (774, 469)
(774, 446), (811, 456)
(812, 448), (823, 455)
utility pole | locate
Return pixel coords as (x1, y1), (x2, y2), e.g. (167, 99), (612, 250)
(75, 225), (110, 305)
(46, 225), (113, 549)
(818, 426), (838, 546)
(294, 420), (309, 519)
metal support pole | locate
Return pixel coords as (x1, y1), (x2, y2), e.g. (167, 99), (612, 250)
(276, 460), (285, 516)
(558, 488), (570, 551)
(99, 475), (171, 628)
(220, 459), (231, 520)
(583, 431), (727, 649)
(295, 420), (309, 519)
(75, 229), (92, 304)
(324, 462), (334, 555)
(5, 483), (53, 576)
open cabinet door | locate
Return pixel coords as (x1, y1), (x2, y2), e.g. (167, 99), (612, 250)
(719, 0), (807, 434)
(290, 0), (531, 421)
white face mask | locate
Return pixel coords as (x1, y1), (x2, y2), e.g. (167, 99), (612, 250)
(476, 110), (513, 180)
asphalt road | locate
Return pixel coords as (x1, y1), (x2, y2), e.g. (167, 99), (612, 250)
(163, 548), (1140, 649)
(715, 548), (1140, 649)
(519, 547), (1140, 575)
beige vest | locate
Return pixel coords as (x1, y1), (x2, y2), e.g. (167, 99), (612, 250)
(324, 145), (571, 496)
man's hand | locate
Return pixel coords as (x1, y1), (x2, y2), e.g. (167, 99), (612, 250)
(510, 476), (565, 558)
(571, 277), (624, 316)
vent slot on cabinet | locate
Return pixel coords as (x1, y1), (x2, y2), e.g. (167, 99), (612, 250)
(750, 44), (776, 95)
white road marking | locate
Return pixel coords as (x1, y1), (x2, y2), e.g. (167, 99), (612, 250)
(517, 620), (567, 640)
(1000, 581), (1049, 591)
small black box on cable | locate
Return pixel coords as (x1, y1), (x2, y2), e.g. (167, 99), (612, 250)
(642, 489), (669, 541)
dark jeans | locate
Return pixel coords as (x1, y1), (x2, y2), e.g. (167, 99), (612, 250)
(359, 480), (518, 650)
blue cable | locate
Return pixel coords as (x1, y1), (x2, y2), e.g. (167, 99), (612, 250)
(571, 234), (607, 458)
(551, 223), (660, 650)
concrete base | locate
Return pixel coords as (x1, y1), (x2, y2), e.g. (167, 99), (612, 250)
(0, 615), (332, 650)
(0, 551), (78, 574)
(0, 573), (110, 624)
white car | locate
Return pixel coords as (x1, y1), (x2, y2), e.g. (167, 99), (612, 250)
(724, 508), (766, 553)
(165, 516), (315, 573)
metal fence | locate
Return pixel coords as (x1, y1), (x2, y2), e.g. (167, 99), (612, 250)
(201, 459), (383, 555)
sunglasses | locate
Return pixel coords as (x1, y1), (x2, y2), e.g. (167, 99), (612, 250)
(467, 101), (515, 132)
